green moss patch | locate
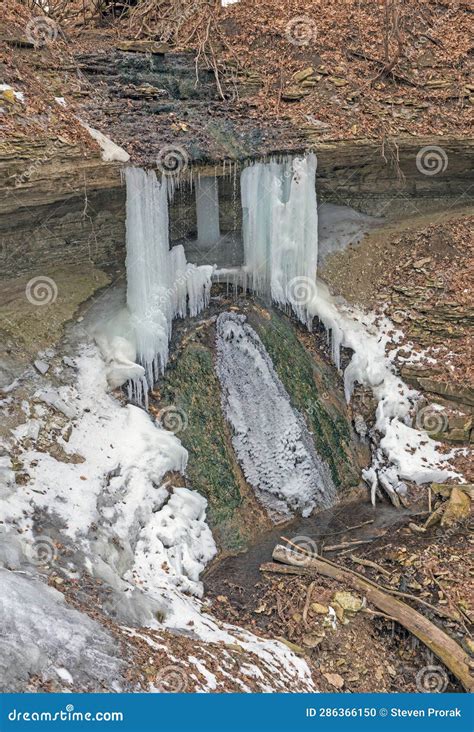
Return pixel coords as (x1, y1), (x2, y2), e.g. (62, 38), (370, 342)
(249, 307), (363, 489)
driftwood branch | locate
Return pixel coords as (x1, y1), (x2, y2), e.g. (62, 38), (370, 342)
(268, 545), (473, 693)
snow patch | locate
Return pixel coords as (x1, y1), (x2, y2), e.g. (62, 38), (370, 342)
(81, 122), (130, 163)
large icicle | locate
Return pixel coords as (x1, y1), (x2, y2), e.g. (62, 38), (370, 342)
(240, 154), (318, 327)
(100, 167), (214, 403)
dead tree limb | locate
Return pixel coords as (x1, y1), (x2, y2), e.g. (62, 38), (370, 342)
(270, 546), (473, 692)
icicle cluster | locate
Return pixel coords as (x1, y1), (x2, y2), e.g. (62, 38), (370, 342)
(99, 167), (214, 406)
(240, 154), (318, 327)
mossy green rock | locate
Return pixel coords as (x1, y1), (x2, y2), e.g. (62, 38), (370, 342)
(248, 308), (365, 489)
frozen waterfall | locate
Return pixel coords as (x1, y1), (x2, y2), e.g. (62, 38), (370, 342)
(240, 154), (318, 327)
(124, 167), (214, 403)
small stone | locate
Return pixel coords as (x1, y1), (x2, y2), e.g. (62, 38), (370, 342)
(282, 87), (311, 101)
(302, 632), (325, 648)
(34, 360), (50, 375)
(333, 591), (364, 613)
(441, 486), (471, 528)
(292, 67), (314, 83)
(332, 602), (345, 622)
(323, 672), (344, 689)
(311, 602), (328, 614)
(424, 79), (451, 88)
(409, 522), (426, 533)
(328, 76), (348, 87)
(392, 312), (406, 324)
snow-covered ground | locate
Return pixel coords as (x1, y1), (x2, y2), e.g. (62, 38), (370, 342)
(0, 334), (315, 692)
(317, 203), (382, 265)
(307, 280), (461, 504)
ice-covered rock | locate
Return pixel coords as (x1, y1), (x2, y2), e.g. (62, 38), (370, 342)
(216, 312), (336, 516)
(0, 569), (126, 692)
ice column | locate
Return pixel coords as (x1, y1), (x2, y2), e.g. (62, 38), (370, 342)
(196, 176), (221, 246)
(240, 154), (318, 327)
(125, 167), (213, 403)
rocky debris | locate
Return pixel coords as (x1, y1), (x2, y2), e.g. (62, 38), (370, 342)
(402, 369), (474, 410)
(292, 67), (315, 84)
(440, 486), (472, 529)
(332, 591), (364, 615)
(410, 396), (473, 444)
(431, 483), (474, 500)
(281, 87), (311, 102)
(33, 359), (49, 375)
(311, 602), (329, 615)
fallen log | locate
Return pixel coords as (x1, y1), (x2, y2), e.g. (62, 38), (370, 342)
(280, 536), (457, 621)
(270, 545), (473, 693)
